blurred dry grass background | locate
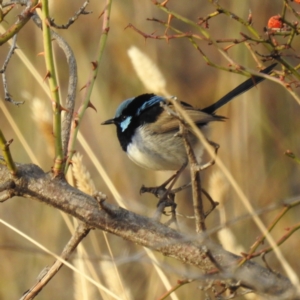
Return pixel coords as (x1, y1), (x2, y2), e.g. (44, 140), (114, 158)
(0, 0), (300, 299)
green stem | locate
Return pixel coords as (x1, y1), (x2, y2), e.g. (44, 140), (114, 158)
(65, 0), (113, 173)
(155, 1), (300, 82)
(0, 129), (17, 175)
(285, 150), (300, 164)
(41, 0), (63, 176)
(0, 0), (38, 46)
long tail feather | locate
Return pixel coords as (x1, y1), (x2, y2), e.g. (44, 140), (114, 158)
(202, 63), (277, 114)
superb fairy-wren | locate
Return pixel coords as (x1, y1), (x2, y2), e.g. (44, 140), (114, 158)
(102, 64), (276, 173)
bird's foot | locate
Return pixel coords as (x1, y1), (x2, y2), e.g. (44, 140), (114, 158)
(140, 163), (188, 227)
(153, 193), (179, 229)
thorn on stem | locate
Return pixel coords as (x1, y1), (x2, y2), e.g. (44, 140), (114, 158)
(91, 61), (98, 70)
(45, 17), (52, 27)
(160, 0), (170, 7)
(80, 84), (87, 91)
(30, 2), (42, 13)
(5, 139), (14, 149)
(44, 70), (51, 81)
(53, 85), (59, 93)
(74, 118), (79, 128)
(87, 101), (97, 112)
(60, 105), (69, 113)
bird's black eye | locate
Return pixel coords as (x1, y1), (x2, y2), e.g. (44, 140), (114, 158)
(120, 115), (127, 121)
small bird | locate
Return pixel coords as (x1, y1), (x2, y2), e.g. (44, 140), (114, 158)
(102, 65), (276, 173)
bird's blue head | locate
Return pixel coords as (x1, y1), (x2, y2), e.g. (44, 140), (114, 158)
(101, 93), (165, 150)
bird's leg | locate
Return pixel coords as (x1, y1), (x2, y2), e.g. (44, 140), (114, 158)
(195, 139), (220, 171)
(170, 182), (191, 193)
(158, 139), (219, 200)
(201, 188), (219, 217)
(140, 163), (187, 224)
(153, 164), (187, 224)
(152, 192), (180, 230)
(140, 173), (177, 196)
(140, 162), (187, 199)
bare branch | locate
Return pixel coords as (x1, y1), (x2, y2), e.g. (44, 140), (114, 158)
(0, 161), (297, 298)
(49, 0), (91, 29)
(21, 222), (91, 300)
(0, 34), (24, 105)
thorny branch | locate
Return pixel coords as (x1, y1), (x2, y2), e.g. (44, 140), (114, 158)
(1, 0), (89, 158)
(31, 13), (78, 163)
(0, 130), (17, 175)
(0, 161), (297, 299)
(129, 1), (300, 82)
(0, 0), (300, 298)
(64, 0), (112, 173)
(49, 0), (91, 29)
(0, 0), (38, 46)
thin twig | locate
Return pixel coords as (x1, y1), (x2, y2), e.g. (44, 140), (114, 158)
(0, 129), (17, 175)
(0, 34), (17, 73)
(240, 200), (300, 264)
(244, 222), (300, 259)
(49, 0), (91, 29)
(166, 98), (206, 233)
(20, 222), (91, 300)
(180, 124), (206, 233)
(0, 0), (39, 46)
(158, 278), (194, 300)
(65, 0), (112, 173)
(0, 34), (24, 105)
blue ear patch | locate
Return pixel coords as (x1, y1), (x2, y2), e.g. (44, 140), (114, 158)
(120, 116), (132, 132)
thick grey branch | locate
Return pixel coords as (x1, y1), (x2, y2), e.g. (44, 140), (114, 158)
(0, 162), (297, 299)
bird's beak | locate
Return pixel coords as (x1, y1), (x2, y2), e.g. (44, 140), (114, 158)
(101, 118), (115, 125)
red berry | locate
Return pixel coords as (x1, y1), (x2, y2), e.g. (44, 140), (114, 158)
(267, 15), (283, 29)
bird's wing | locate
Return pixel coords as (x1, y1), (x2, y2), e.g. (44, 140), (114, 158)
(149, 104), (224, 134)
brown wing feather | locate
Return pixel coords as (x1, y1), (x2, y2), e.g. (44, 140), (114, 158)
(149, 104), (225, 134)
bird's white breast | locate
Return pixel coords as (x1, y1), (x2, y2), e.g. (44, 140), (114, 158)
(126, 125), (206, 171)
